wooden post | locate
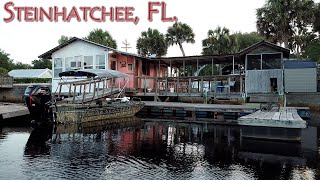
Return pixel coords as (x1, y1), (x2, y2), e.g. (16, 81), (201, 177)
(228, 76), (231, 96)
(68, 84), (72, 98)
(166, 77), (168, 96)
(102, 79), (105, 97)
(79, 85), (82, 95)
(72, 84), (77, 103)
(58, 84), (62, 98)
(183, 59), (185, 76)
(212, 58), (214, 76)
(201, 76), (204, 95)
(154, 77), (158, 101)
(82, 84), (87, 104)
(188, 77), (191, 95)
(240, 75), (243, 95)
(170, 59), (172, 77)
(214, 77), (216, 98)
(92, 82), (97, 101)
(177, 76), (179, 96)
(144, 77), (147, 95)
(111, 78), (114, 98)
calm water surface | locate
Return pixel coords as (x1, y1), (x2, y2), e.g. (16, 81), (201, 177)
(0, 118), (319, 180)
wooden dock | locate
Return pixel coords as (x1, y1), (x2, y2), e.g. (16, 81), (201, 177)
(238, 107), (307, 128)
(0, 103), (29, 120)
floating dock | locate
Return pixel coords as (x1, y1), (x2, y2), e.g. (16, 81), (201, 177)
(238, 107), (307, 128)
(0, 103), (29, 120)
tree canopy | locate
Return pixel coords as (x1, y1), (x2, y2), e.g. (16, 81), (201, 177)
(136, 28), (167, 57)
(256, 0), (315, 49)
(166, 22), (195, 56)
(32, 59), (52, 69)
(85, 29), (117, 49)
(0, 49), (13, 71)
(58, 35), (72, 45)
(13, 62), (32, 69)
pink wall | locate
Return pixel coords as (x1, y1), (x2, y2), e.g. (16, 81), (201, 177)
(108, 53), (167, 91)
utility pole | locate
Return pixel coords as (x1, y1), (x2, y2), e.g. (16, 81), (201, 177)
(121, 39), (132, 52)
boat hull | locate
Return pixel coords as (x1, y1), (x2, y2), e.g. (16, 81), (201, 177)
(55, 102), (144, 123)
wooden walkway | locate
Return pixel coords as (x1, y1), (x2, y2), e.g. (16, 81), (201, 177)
(238, 107), (307, 128)
(0, 103), (29, 120)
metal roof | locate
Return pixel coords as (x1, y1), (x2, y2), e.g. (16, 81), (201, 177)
(8, 69), (52, 78)
(58, 69), (129, 78)
(284, 60), (317, 69)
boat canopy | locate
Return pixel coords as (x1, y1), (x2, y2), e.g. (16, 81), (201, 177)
(59, 69), (129, 78)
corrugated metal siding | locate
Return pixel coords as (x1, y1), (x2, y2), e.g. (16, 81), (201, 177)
(284, 68), (317, 92)
(246, 70), (283, 93)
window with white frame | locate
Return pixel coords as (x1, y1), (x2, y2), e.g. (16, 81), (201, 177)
(54, 58), (63, 78)
(84, 56), (94, 69)
(71, 56), (83, 70)
(65, 57), (74, 71)
(96, 55), (106, 69)
(128, 64), (133, 71)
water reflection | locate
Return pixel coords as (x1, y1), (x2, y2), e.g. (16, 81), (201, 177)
(0, 119), (319, 179)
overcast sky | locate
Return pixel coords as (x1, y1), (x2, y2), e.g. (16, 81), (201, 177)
(0, 0), (292, 64)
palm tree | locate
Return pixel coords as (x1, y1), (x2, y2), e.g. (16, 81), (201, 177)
(136, 28), (167, 57)
(202, 26), (238, 55)
(85, 29), (117, 49)
(166, 22), (195, 56)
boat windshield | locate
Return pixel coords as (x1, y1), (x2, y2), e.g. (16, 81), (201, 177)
(58, 69), (129, 78)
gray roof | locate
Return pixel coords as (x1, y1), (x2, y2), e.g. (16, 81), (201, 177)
(284, 60), (317, 69)
(8, 69), (52, 78)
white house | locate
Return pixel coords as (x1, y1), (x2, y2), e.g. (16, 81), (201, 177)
(8, 68), (52, 78)
(39, 37), (111, 93)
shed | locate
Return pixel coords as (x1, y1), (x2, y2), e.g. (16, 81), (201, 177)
(284, 60), (317, 93)
(8, 69), (52, 78)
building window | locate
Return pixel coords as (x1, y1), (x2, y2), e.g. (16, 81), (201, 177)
(65, 57), (74, 71)
(54, 58), (63, 78)
(96, 55), (106, 69)
(247, 55), (261, 70)
(84, 56), (93, 69)
(70, 56), (83, 70)
(262, 53), (281, 69)
(128, 64), (133, 71)
(142, 61), (150, 75)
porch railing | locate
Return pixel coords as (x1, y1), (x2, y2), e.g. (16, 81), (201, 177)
(0, 76), (13, 88)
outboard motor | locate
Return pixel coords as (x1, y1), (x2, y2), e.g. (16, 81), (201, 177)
(24, 85), (54, 127)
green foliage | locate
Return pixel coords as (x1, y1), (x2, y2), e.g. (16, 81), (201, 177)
(313, 3), (320, 33)
(85, 29), (117, 49)
(0, 67), (8, 76)
(32, 59), (52, 69)
(0, 49), (13, 71)
(166, 22), (195, 56)
(202, 27), (238, 55)
(234, 32), (264, 51)
(256, 0), (315, 49)
(58, 35), (72, 45)
(13, 62), (32, 69)
(136, 28), (167, 57)
(303, 39), (320, 62)
(13, 78), (51, 84)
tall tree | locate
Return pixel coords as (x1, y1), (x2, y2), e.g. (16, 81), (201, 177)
(313, 3), (320, 33)
(166, 22), (195, 56)
(202, 27), (238, 55)
(0, 67), (8, 76)
(136, 28), (167, 57)
(303, 39), (320, 62)
(256, 0), (315, 49)
(58, 35), (71, 45)
(32, 59), (52, 69)
(234, 32), (264, 51)
(85, 29), (117, 49)
(0, 49), (13, 71)
(13, 62), (32, 69)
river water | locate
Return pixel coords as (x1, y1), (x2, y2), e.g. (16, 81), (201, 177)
(0, 118), (319, 180)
